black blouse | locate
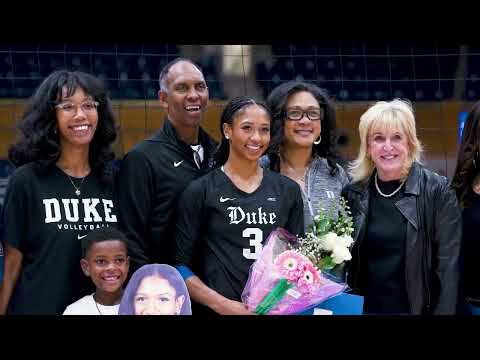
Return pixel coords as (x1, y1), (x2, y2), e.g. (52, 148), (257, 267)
(360, 178), (410, 314)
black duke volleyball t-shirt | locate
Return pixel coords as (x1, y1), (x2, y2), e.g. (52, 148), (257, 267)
(1, 163), (118, 314)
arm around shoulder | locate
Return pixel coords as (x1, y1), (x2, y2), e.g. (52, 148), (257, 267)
(174, 179), (209, 267)
(116, 150), (155, 270)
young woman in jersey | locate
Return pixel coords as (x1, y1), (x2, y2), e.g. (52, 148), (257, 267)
(0, 70), (118, 315)
(261, 81), (349, 232)
(174, 96), (305, 315)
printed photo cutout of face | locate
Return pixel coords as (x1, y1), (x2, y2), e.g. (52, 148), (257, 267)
(119, 264), (192, 315)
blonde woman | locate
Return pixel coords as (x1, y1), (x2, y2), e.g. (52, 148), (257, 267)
(342, 99), (461, 315)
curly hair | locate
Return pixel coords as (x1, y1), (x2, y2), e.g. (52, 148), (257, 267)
(81, 226), (128, 258)
(264, 81), (341, 175)
(452, 101), (480, 208)
(8, 70), (118, 185)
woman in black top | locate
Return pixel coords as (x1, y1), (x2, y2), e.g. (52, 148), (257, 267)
(0, 70), (118, 314)
(174, 97), (304, 315)
(342, 99), (461, 315)
(451, 101), (480, 315)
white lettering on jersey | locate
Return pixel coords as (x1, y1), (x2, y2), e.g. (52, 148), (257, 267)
(326, 190), (335, 199)
(227, 206), (276, 225)
(269, 213), (277, 224)
(43, 199), (62, 223)
(227, 206), (245, 224)
(258, 210), (268, 224)
(102, 200), (117, 222)
(62, 199), (79, 222)
(82, 198), (102, 222)
(242, 228), (263, 260)
(245, 212), (257, 224)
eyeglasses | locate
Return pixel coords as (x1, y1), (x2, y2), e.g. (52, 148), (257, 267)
(55, 101), (99, 115)
(285, 108), (323, 121)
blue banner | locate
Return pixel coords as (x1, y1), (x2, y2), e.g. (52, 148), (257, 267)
(298, 293), (364, 315)
(459, 111), (468, 142)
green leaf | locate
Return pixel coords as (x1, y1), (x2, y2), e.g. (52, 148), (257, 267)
(318, 255), (336, 271)
(316, 218), (331, 233)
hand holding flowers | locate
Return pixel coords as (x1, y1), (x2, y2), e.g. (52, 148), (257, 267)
(242, 197), (355, 314)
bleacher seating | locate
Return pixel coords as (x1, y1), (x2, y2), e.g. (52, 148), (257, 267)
(0, 44), (463, 101)
(255, 44), (460, 101)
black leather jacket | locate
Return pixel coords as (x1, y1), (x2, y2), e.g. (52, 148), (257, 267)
(342, 162), (462, 315)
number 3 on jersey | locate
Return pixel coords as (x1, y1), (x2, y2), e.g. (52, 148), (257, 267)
(242, 228), (263, 260)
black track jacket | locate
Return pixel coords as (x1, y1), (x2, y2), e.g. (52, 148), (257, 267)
(117, 119), (217, 272)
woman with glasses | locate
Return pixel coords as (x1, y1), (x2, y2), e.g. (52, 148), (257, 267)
(0, 70), (118, 314)
(261, 81), (349, 232)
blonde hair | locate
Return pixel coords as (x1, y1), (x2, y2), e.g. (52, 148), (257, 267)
(349, 99), (423, 182)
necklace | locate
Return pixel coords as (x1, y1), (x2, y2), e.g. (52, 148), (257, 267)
(93, 294), (103, 315)
(374, 172), (406, 198)
(281, 158), (309, 184)
(67, 175), (87, 196)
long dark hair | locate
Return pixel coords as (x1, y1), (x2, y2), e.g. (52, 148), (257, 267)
(8, 70), (118, 185)
(265, 81), (341, 175)
(214, 96), (272, 166)
(452, 101), (480, 208)
(118, 264), (191, 315)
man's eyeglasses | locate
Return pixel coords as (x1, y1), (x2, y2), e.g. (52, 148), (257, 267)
(55, 101), (99, 115)
(285, 108), (323, 121)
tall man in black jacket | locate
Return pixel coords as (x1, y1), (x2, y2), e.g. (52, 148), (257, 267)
(117, 58), (217, 273)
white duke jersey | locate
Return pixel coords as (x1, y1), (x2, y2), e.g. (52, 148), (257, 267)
(175, 168), (304, 301)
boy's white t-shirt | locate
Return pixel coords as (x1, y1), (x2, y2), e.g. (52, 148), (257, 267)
(63, 294), (119, 315)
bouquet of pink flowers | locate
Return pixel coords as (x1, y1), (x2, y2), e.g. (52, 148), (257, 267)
(242, 197), (355, 315)
(241, 228), (346, 315)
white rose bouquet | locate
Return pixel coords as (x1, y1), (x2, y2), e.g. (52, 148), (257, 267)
(241, 198), (355, 314)
(292, 197), (355, 281)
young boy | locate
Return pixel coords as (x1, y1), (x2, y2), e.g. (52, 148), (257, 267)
(63, 227), (129, 315)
